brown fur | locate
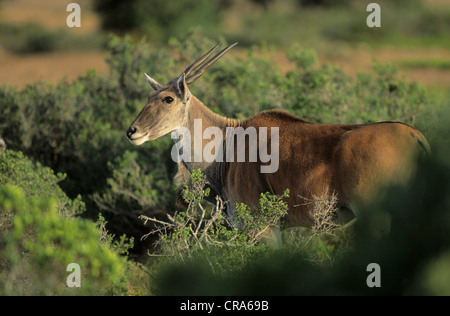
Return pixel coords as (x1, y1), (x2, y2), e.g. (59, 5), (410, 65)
(223, 109), (429, 227)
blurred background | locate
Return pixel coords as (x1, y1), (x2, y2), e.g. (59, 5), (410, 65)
(0, 0), (449, 90)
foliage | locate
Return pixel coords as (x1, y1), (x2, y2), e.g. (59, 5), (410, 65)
(0, 185), (130, 295)
(0, 150), (85, 218)
(234, 189), (289, 244)
(140, 169), (289, 286)
(91, 148), (175, 252)
(96, 213), (135, 257)
(283, 49), (429, 126)
(0, 22), (104, 54)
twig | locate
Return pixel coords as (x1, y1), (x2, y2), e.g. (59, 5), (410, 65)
(137, 263), (159, 281)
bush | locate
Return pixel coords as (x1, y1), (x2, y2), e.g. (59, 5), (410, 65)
(140, 169), (290, 288)
(91, 148), (176, 253)
(234, 189), (289, 244)
(283, 49), (429, 126)
(0, 150), (134, 295)
(153, 157), (450, 295)
(0, 150), (85, 218)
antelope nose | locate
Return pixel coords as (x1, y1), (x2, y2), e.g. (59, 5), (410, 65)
(126, 127), (137, 139)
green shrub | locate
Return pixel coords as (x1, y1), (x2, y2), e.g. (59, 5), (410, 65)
(283, 49), (429, 126)
(0, 150), (84, 218)
(140, 170), (297, 294)
(0, 185), (129, 295)
(234, 189), (289, 244)
(0, 150), (133, 295)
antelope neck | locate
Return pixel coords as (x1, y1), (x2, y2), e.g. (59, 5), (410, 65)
(186, 96), (241, 131)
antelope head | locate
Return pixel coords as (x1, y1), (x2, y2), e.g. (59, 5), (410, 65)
(126, 42), (238, 145)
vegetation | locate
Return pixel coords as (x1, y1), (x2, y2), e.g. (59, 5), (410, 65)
(140, 170), (289, 275)
(0, 22), (104, 54)
(92, 0), (450, 48)
(0, 154), (131, 295)
(0, 3), (449, 293)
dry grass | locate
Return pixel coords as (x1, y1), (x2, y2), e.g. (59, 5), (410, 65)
(308, 190), (341, 236)
(295, 188), (341, 237)
(140, 195), (229, 256)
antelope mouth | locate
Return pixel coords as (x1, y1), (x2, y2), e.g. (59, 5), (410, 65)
(128, 132), (149, 145)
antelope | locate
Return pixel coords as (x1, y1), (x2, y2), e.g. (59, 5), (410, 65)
(126, 43), (430, 245)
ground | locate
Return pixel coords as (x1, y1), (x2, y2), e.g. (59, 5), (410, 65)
(0, 0), (449, 90)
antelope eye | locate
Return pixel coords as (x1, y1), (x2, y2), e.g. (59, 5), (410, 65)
(163, 96), (174, 104)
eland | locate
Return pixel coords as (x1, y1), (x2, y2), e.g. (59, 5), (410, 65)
(126, 43), (430, 245)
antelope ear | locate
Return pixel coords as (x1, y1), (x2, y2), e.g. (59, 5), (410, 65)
(176, 73), (191, 103)
(145, 73), (163, 90)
